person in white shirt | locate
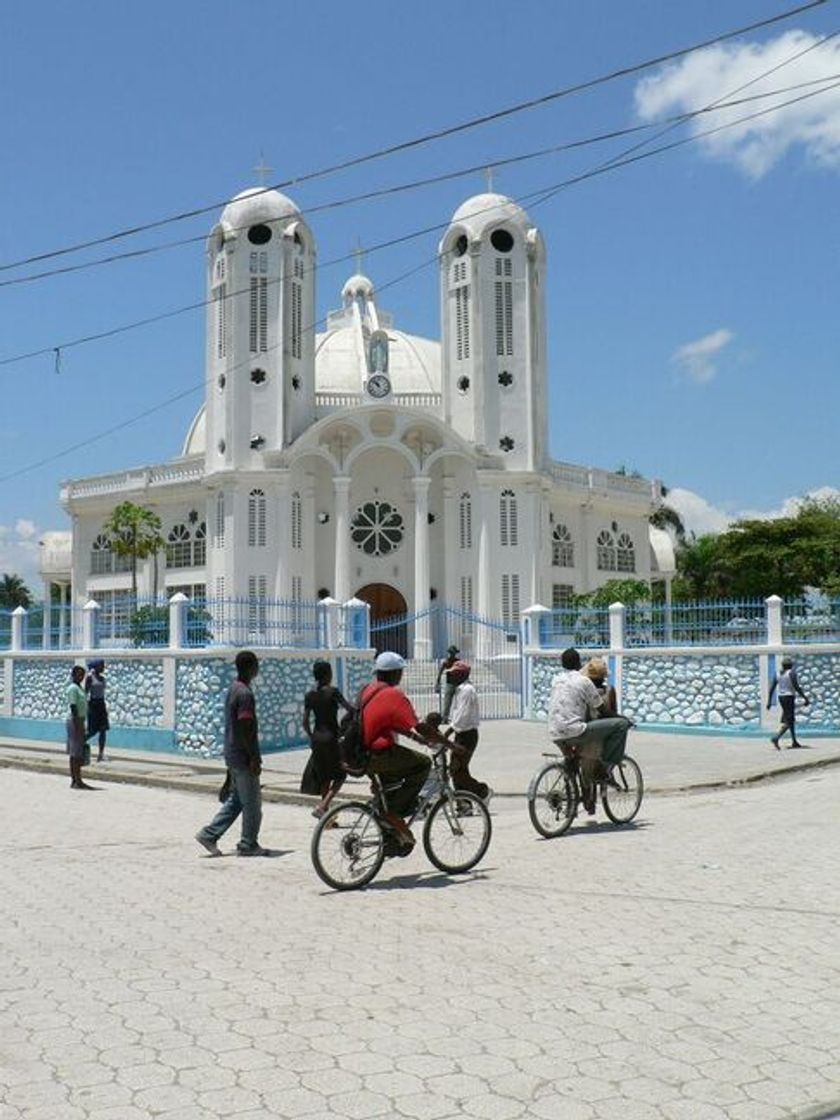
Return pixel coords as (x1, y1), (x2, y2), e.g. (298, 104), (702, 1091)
(444, 661), (491, 803)
(548, 648), (632, 811)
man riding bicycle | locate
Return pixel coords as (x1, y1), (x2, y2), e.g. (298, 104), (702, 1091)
(360, 651), (439, 850)
(547, 647), (632, 813)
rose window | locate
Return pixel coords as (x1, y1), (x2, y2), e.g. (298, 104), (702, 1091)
(350, 500), (404, 556)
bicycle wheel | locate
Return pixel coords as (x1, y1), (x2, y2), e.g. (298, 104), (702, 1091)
(527, 761), (576, 838)
(601, 755), (644, 825)
(311, 801), (385, 890)
(422, 791), (492, 874)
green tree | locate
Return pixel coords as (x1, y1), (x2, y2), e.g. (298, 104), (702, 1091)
(0, 573), (33, 609)
(103, 502), (164, 601)
(576, 579), (651, 608)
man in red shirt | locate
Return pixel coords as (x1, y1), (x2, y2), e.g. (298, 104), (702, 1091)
(361, 651), (434, 849)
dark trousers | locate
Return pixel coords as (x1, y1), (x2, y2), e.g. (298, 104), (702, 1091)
(368, 744), (431, 817)
(778, 695), (798, 741)
(450, 729), (489, 800)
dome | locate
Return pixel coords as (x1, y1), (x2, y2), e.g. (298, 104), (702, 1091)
(315, 328), (440, 395)
(219, 186), (300, 232)
(649, 526), (677, 576)
(182, 407), (205, 457)
(341, 273), (375, 300)
(449, 191), (531, 237)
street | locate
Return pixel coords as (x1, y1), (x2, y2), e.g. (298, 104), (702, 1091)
(2, 767), (839, 1120)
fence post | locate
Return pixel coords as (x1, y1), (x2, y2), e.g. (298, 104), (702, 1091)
(343, 597), (371, 650)
(82, 599), (100, 650)
(318, 596), (340, 649)
(766, 594), (782, 647)
(169, 592), (189, 650)
(10, 606), (27, 652)
(521, 604), (550, 649)
(609, 601), (625, 650)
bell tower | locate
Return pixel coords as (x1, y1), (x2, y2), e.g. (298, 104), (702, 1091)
(204, 186), (316, 474)
(440, 192), (547, 471)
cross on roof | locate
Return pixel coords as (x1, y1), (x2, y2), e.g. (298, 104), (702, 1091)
(353, 238), (366, 274)
(253, 152), (274, 186)
(484, 166), (495, 192)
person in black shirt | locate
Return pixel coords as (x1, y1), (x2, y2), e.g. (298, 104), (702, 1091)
(301, 659), (352, 818)
(195, 651), (269, 857)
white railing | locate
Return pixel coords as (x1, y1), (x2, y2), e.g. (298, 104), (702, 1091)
(63, 460), (204, 501)
(546, 461), (658, 501)
(315, 391), (442, 411)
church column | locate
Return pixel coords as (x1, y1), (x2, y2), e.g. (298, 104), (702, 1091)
(333, 476), (351, 603)
(273, 475), (290, 601)
(412, 476), (432, 659)
(475, 479), (494, 658)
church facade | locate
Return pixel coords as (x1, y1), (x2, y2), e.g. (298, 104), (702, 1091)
(55, 184), (673, 654)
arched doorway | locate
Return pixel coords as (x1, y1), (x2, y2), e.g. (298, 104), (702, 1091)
(356, 583), (408, 657)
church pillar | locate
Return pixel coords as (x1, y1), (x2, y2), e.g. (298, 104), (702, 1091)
(475, 478), (494, 658)
(412, 476), (432, 659)
(42, 581), (52, 650)
(273, 475), (290, 601)
(333, 476), (351, 603)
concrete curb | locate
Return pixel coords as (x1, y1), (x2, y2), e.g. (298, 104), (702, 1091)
(2, 747), (840, 803)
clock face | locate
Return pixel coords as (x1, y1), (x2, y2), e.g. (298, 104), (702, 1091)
(366, 374), (391, 399)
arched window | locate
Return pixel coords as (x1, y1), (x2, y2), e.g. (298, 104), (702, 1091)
(451, 257), (470, 362)
(193, 522), (207, 567)
(249, 251), (268, 355)
(291, 491), (302, 550)
(617, 532), (636, 573)
(213, 492), (225, 549)
(166, 524), (192, 569)
(290, 256), (304, 360)
(500, 489), (518, 547)
(596, 529), (617, 571)
(552, 524), (574, 568)
(248, 490), (266, 548)
(459, 492), (472, 550)
(494, 253), (514, 357)
(90, 533), (112, 575)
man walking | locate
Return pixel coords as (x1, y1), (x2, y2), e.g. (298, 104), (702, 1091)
(195, 650), (269, 857)
(444, 661), (491, 802)
(548, 648), (632, 813)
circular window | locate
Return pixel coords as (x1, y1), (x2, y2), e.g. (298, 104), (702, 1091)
(250, 368), (267, 385)
(217, 374), (226, 391)
(217, 439), (226, 454)
(457, 376), (470, 394)
(453, 234), (468, 257)
(490, 228), (514, 253)
(350, 500), (404, 557)
(247, 224), (272, 245)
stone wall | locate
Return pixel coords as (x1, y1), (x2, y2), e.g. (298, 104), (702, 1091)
(621, 654), (760, 728)
(13, 659), (79, 721)
(786, 652), (840, 729)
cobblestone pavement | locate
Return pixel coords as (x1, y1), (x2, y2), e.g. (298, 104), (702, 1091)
(2, 767), (839, 1120)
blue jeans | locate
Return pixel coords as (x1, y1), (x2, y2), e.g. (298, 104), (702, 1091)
(198, 767), (262, 852)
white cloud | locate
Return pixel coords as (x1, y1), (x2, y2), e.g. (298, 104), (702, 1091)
(635, 30), (840, 177)
(667, 485), (840, 538)
(0, 520), (42, 592)
(671, 327), (734, 384)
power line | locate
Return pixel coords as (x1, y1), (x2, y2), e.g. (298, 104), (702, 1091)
(2, 74), (838, 373)
(0, 0), (828, 276)
(4, 71), (839, 293)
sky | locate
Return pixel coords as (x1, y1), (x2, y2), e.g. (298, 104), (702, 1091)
(1, 0), (839, 587)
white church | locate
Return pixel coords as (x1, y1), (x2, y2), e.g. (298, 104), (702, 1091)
(44, 183), (674, 654)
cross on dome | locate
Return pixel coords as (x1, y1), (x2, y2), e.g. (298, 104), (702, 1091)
(253, 152), (274, 186)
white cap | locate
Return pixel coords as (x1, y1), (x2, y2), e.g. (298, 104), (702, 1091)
(375, 651), (406, 672)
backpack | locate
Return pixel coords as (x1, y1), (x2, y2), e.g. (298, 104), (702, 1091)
(338, 683), (385, 777)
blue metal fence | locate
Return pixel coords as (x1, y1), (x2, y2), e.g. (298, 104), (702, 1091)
(542, 607), (611, 649)
(626, 599), (767, 647)
(782, 598), (840, 644)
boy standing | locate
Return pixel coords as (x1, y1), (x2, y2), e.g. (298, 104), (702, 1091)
(445, 661), (491, 803)
(195, 650), (269, 856)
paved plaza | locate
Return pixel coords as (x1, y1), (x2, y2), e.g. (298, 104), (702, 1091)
(2, 760), (840, 1120)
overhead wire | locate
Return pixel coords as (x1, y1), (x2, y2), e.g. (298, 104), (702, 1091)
(3, 71), (839, 293)
(0, 0), (828, 275)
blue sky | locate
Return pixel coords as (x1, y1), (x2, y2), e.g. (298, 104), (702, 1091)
(1, 0), (839, 584)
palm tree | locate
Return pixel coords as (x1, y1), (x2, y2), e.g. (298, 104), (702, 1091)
(0, 573), (32, 609)
(650, 483), (687, 546)
(103, 502), (164, 601)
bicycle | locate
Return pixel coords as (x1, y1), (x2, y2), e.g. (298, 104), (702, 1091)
(527, 745), (644, 838)
(311, 741), (492, 891)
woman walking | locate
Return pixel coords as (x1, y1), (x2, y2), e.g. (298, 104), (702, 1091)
(768, 656), (810, 749)
(85, 658), (110, 762)
(301, 660), (352, 818)
(66, 665), (93, 790)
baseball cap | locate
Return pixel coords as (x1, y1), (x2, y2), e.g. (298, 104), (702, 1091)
(375, 651), (406, 672)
